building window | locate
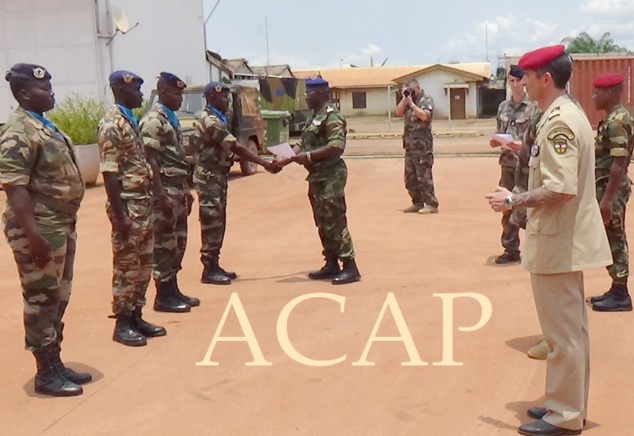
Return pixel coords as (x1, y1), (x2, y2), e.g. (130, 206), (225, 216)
(352, 91), (367, 109)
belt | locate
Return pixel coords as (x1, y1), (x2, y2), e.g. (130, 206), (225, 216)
(32, 193), (80, 216)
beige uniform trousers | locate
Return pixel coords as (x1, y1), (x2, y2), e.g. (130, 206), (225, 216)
(531, 271), (588, 431)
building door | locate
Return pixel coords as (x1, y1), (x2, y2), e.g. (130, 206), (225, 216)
(450, 88), (466, 119)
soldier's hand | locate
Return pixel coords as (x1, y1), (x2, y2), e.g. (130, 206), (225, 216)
(485, 186), (512, 212)
(293, 152), (310, 166)
(599, 197), (613, 224)
(115, 215), (134, 241)
(266, 161), (282, 174)
(158, 194), (175, 219)
(489, 138), (502, 148)
(28, 234), (52, 269)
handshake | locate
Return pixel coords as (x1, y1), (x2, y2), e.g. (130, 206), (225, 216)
(264, 153), (310, 174)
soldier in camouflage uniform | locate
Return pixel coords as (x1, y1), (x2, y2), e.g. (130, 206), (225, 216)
(396, 79), (438, 215)
(192, 82), (278, 285)
(140, 72), (198, 313)
(489, 65), (537, 264)
(0, 63), (90, 396)
(277, 78), (361, 284)
(99, 70), (167, 346)
(588, 73), (634, 312)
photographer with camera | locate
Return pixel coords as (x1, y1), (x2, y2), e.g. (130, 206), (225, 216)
(396, 79), (438, 214)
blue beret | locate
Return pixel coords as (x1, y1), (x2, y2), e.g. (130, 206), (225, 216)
(508, 65), (524, 79)
(5, 63), (51, 82)
(158, 72), (186, 89)
(109, 70), (143, 85)
(204, 81), (230, 94)
(306, 77), (329, 89)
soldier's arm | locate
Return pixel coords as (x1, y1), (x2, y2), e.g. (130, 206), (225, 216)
(294, 114), (345, 165)
(395, 94), (409, 117)
(409, 95), (433, 122)
(140, 116), (172, 213)
(600, 120), (630, 205)
(0, 132), (51, 267)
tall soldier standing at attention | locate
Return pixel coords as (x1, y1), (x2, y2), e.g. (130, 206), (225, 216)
(99, 70), (166, 347)
(0, 63), (91, 396)
(276, 78), (361, 284)
(396, 78), (439, 215)
(140, 72), (198, 313)
(489, 65), (537, 264)
(588, 73), (634, 312)
(192, 82), (278, 285)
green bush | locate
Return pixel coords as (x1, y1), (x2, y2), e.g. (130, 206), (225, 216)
(48, 94), (106, 145)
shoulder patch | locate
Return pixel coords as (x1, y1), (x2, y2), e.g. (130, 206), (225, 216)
(547, 127), (574, 155)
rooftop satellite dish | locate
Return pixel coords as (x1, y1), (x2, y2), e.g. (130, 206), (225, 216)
(112, 6), (130, 33)
(106, 6), (139, 46)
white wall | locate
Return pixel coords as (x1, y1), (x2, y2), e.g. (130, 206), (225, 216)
(338, 88), (398, 117)
(0, 0), (209, 123)
(412, 70), (479, 119)
(0, 0), (100, 122)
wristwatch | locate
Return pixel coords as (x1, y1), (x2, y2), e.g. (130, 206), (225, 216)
(504, 194), (515, 209)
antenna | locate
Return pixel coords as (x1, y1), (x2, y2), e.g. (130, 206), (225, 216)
(106, 6), (140, 46)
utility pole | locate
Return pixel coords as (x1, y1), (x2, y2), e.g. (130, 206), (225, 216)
(485, 23), (489, 62)
(265, 16), (270, 65)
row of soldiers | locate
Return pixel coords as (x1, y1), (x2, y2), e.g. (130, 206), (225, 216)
(0, 64), (360, 397)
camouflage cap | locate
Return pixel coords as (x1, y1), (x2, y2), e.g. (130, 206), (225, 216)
(158, 72), (186, 89)
(109, 70), (143, 85)
(5, 63), (51, 82)
(203, 81), (230, 94)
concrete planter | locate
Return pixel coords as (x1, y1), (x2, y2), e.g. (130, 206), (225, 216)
(73, 143), (100, 185)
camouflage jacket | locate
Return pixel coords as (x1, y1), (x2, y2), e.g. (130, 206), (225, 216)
(98, 105), (152, 200)
(496, 94), (537, 167)
(139, 104), (190, 182)
(0, 108), (84, 230)
(299, 103), (347, 182)
(191, 106), (235, 175)
(595, 104), (634, 184)
(403, 93), (434, 153)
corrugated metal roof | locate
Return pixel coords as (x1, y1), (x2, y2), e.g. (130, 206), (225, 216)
(294, 63), (490, 89)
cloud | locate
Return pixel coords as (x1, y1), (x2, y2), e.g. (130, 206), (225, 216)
(361, 43), (383, 56)
(582, 0), (634, 16)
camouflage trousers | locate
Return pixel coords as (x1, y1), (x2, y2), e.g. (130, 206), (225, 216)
(194, 171), (228, 265)
(3, 214), (76, 351)
(404, 149), (439, 208)
(106, 199), (154, 314)
(597, 181), (631, 284)
(153, 181), (189, 283)
(308, 178), (355, 261)
(499, 166), (520, 255)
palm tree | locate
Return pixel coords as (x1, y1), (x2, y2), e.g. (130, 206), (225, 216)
(561, 32), (629, 54)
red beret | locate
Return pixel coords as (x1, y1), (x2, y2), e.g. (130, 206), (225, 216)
(593, 73), (624, 88)
(518, 44), (566, 71)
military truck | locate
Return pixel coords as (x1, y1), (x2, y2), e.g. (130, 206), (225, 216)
(148, 84), (266, 176)
(258, 77), (311, 135)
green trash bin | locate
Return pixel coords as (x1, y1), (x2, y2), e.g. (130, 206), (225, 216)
(261, 110), (291, 150)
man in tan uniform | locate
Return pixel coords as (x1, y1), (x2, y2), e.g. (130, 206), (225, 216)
(487, 45), (612, 436)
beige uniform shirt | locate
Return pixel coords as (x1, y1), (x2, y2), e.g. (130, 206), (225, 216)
(522, 95), (612, 274)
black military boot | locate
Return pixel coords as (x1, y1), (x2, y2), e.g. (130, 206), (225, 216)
(172, 277), (200, 307)
(592, 284), (633, 312)
(154, 279), (191, 313)
(589, 283), (618, 304)
(332, 258), (361, 285)
(201, 259), (232, 285)
(308, 258), (341, 280)
(132, 306), (167, 337)
(113, 311), (147, 347)
(52, 322), (92, 385)
(218, 265), (237, 280)
(33, 346), (83, 397)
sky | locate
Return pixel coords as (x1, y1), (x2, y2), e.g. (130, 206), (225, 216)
(202, 0), (634, 70)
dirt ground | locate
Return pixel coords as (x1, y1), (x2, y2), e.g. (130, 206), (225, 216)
(1, 145), (633, 435)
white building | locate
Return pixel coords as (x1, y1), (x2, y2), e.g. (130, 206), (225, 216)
(0, 0), (209, 123)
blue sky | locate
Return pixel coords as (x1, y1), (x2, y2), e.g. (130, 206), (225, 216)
(202, 0), (634, 69)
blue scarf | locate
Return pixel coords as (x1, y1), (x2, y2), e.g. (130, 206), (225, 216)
(206, 105), (227, 125)
(116, 104), (139, 131)
(159, 103), (180, 130)
(26, 110), (63, 138)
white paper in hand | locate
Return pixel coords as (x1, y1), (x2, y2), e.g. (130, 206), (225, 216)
(267, 142), (296, 158)
(491, 133), (515, 146)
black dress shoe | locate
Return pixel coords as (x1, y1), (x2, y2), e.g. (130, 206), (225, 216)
(592, 293), (633, 312)
(495, 252), (521, 264)
(527, 407), (548, 420)
(518, 419), (582, 436)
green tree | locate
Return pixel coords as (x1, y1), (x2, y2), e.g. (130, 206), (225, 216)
(561, 31), (629, 54)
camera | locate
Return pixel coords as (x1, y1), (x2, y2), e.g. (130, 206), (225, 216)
(403, 89), (411, 97)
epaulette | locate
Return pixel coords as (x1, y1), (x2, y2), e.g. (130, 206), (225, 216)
(547, 107), (561, 121)
(326, 106), (335, 113)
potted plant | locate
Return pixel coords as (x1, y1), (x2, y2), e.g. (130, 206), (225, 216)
(48, 94), (105, 186)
